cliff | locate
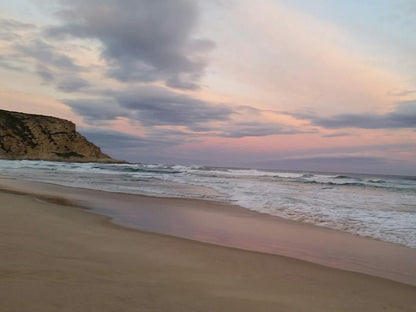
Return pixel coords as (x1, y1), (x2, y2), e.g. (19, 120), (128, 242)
(0, 109), (120, 163)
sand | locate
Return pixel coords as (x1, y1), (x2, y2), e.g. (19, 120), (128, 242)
(2, 177), (416, 286)
(0, 185), (415, 311)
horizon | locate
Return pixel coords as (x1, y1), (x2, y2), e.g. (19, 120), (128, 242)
(1, 0), (415, 175)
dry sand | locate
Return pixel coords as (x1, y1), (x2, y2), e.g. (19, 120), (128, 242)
(1, 188), (415, 311)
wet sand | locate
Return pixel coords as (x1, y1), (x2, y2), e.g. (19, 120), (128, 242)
(1, 177), (416, 286)
(1, 189), (416, 311)
(0, 179), (416, 311)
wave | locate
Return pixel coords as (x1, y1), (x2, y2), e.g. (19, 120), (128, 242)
(301, 173), (315, 178)
(296, 179), (416, 193)
(402, 176), (416, 181)
(303, 180), (366, 187)
(334, 175), (362, 181)
(330, 182), (366, 187)
(1, 159), (415, 248)
(335, 175), (353, 179)
(367, 179), (386, 184)
(121, 167), (181, 174)
(2, 159), (415, 194)
(91, 164), (182, 174)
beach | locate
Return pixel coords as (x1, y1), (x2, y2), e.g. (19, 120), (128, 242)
(1, 0), (416, 310)
(1, 178), (415, 311)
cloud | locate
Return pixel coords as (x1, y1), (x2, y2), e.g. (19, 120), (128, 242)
(295, 101), (416, 130)
(63, 98), (130, 123)
(3, 37), (92, 93)
(0, 17), (35, 40)
(80, 128), (178, 149)
(323, 132), (351, 138)
(36, 64), (54, 82)
(0, 56), (25, 71)
(65, 85), (233, 129)
(46, 0), (215, 90)
(79, 127), (195, 161)
(66, 86), (311, 138)
(0, 23), (89, 89)
(4, 36), (93, 90)
(217, 121), (309, 138)
(113, 86), (232, 127)
(15, 39), (79, 70)
(57, 77), (90, 92)
(0, 17), (34, 30)
(388, 89), (416, 97)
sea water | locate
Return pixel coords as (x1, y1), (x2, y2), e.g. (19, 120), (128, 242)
(0, 159), (415, 248)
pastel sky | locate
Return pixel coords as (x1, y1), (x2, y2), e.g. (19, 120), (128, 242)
(1, 0), (415, 174)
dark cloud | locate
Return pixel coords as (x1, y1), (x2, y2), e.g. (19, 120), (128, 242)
(57, 77), (90, 92)
(66, 86), (311, 138)
(12, 39), (93, 93)
(64, 98), (130, 123)
(0, 18), (34, 30)
(79, 127), (194, 161)
(80, 128), (176, 149)
(0, 22), (88, 88)
(217, 122), (308, 138)
(113, 86), (232, 127)
(323, 132), (351, 138)
(0, 31), (19, 41)
(15, 39), (79, 70)
(0, 17), (35, 40)
(294, 101), (416, 130)
(0, 56), (25, 71)
(65, 86), (233, 129)
(46, 0), (215, 89)
(234, 105), (263, 114)
(36, 65), (54, 82)
(0, 18), (37, 71)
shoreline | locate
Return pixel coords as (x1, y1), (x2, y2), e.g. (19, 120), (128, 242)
(1, 179), (415, 311)
(1, 160), (414, 249)
(1, 176), (416, 287)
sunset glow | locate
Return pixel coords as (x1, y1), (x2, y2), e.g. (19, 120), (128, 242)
(1, 0), (415, 174)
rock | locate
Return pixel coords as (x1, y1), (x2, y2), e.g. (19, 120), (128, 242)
(0, 109), (122, 163)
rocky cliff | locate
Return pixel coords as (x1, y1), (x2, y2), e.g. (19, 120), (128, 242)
(0, 109), (119, 163)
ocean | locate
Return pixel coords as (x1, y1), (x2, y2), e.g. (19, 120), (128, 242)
(0, 159), (415, 248)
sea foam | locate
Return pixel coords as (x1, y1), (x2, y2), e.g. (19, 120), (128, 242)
(0, 159), (415, 248)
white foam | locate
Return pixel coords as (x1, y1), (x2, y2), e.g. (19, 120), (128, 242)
(0, 159), (415, 248)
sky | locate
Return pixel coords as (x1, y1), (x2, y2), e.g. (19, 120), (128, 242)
(0, 0), (415, 175)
